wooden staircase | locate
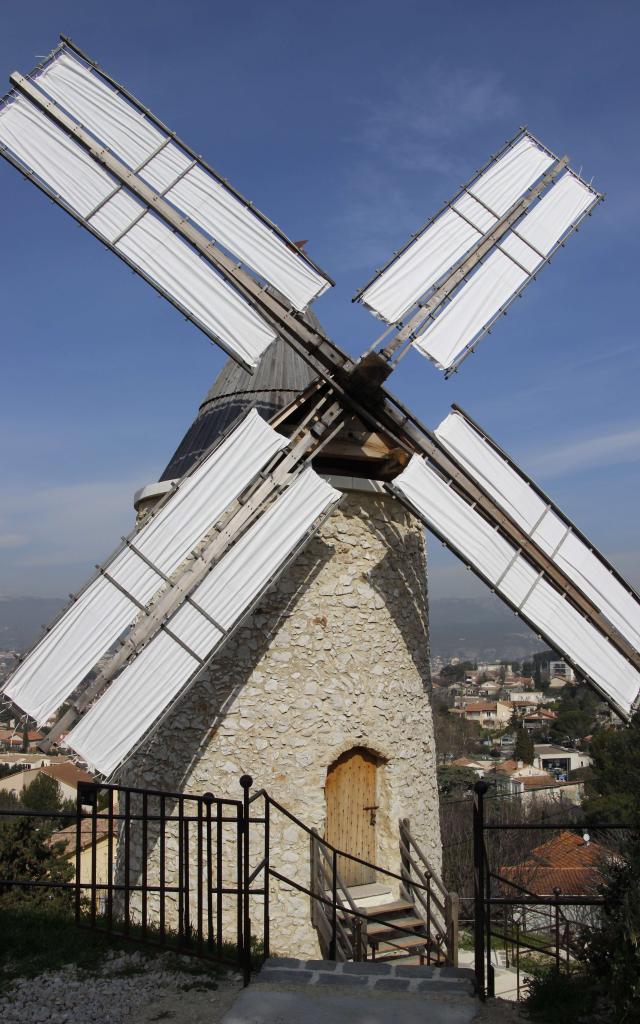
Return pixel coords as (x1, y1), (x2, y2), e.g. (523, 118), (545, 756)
(311, 822), (459, 967)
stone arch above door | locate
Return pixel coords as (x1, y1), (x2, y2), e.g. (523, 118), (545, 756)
(324, 746), (385, 886)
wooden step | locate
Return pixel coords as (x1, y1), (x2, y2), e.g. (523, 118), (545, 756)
(359, 900), (414, 918)
(366, 915), (426, 939)
(375, 934), (429, 952)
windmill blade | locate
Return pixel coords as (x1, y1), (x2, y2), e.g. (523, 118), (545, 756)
(65, 467), (341, 776)
(388, 453), (640, 720)
(31, 43), (332, 311)
(0, 93), (275, 371)
(355, 131), (554, 323)
(414, 173), (598, 374)
(354, 129), (601, 375)
(2, 410), (289, 724)
(436, 408), (640, 653)
(0, 41), (335, 372)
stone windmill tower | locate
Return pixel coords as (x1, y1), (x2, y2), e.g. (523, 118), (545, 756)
(128, 328), (441, 956)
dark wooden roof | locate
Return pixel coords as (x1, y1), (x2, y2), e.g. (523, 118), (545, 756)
(160, 311), (408, 482)
(160, 330), (318, 480)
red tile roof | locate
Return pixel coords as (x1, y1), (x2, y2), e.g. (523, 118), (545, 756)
(501, 831), (607, 896)
(42, 763), (93, 788)
(51, 817), (111, 855)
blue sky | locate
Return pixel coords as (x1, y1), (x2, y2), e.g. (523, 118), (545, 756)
(0, 0), (638, 604)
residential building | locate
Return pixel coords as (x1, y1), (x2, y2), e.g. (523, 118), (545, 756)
(0, 727), (46, 752)
(548, 676), (569, 693)
(549, 661), (575, 683)
(507, 690), (545, 703)
(533, 744), (592, 777)
(452, 700), (512, 730)
(449, 756), (498, 778)
(0, 752), (73, 772)
(0, 761), (93, 801)
(522, 709), (557, 733)
(500, 831), (606, 930)
(491, 759), (584, 806)
(51, 818), (111, 906)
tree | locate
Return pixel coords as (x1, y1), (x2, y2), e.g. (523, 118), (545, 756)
(21, 773), (74, 832)
(436, 765), (477, 796)
(0, 816), (73, 907)
(433, 704), (483, 762)
(584, 830), (640, 1019)
(549, 687), (599, 745)
(513, 725), (534, 764)
(583, 714), (640, 825)
(578, 714), (640, 1016)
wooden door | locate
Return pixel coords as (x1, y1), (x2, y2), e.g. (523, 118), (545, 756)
(325, 748), (377, 886)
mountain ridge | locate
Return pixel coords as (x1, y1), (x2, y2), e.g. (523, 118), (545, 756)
(0, 594), (545, 661)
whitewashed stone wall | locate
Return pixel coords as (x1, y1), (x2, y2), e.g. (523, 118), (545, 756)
(121, 485), (441, 957)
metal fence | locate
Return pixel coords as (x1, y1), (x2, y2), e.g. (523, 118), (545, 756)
(0, 775), (457, 982)
(472, 779), (633, 1000)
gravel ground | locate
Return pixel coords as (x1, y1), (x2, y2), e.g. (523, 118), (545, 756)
(0, 949), (243, 1024)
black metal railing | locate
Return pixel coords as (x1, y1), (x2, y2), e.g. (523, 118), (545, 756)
(246, 786), (458, 967)
(0, 775), (459, 983)
(472, 779), (633, 1000)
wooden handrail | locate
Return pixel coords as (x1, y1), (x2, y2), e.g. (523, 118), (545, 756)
(400, 818), (459, 967)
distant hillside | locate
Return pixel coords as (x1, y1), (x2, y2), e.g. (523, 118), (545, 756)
(0, 596), (65, 652)
(428, 597), (547, 661)
(0, 593), (545, 662)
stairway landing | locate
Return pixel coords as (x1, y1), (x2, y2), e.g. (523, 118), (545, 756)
(223, 958), (479, 1024)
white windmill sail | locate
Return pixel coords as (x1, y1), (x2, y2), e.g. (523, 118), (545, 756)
(356, 132), (555, 324)
(0, 95), (276, 371)
(31, 47), (331, 313)
(0, 42), (334, 372)
(354, 129), (601, 375)
(2, 411), (288, 724)
(390, 455), (640, 719)
(435, 409), (640, 653)
(414, 172), (597, 372)
(66, 468), (341, 775)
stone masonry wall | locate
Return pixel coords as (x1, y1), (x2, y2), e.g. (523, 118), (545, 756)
(121, 487), (441, 958)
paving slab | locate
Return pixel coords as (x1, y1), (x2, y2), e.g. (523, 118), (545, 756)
(222, 985), (479, 1024)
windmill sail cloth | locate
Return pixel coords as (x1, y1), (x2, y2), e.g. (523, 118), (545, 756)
(392, 456), (640, 719)
(0, 96), (276, 371)
(359, 135), (554, 324)
(414, 173), (596, 371)
(30, 50), (330, 311)
(436, 411), (640, 654)
(3, 412), (288, 725)
(67, 469), (341, 775)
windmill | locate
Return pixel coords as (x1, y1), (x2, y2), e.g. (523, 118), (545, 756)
(2, 37), (639, 958)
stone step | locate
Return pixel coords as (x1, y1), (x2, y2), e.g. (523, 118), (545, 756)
(253, 957), (477, 997)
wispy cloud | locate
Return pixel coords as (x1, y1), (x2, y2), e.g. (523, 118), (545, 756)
(0, 533), (28, 550)
(0, 473), (155, 595)
(358, 65), (517, 173)
(527, 426), (640, 479)
(333, 65), (518, 273)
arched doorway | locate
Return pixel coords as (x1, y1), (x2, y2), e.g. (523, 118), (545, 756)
(325, 747), (379, 886)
